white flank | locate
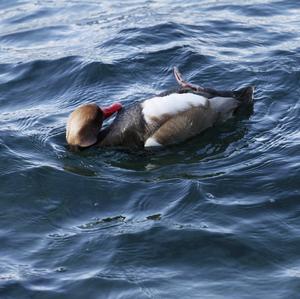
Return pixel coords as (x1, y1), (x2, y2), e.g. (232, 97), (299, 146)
(144, 137), (162, 147)
(208, 96), (238, 112)
(208, 96), (239, 121)
(142, 93), (208, 124)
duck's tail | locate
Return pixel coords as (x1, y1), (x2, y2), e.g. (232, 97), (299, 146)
(233, 86), (255, 105)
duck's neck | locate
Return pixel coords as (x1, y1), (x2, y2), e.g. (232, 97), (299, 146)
(96, 126), (112, 146)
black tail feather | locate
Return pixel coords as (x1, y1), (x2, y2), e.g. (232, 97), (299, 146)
(233, 86), (255, 104)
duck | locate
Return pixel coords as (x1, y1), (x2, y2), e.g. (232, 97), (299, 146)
(66, 67), (254, 150)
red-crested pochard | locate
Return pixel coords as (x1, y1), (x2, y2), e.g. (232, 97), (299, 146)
(66, 67), (254, 149)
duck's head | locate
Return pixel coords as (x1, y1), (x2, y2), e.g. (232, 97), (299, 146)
(66, 102), (122, 150)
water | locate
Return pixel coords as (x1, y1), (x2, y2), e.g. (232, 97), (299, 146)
(0, 0), (299, 298)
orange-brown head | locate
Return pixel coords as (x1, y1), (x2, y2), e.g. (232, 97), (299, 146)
(66, 102), (122, 149)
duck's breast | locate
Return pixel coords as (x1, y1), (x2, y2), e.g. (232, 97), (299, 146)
(97, 103), (146, 148)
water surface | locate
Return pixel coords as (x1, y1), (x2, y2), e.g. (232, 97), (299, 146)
(0, 0), (300, 298)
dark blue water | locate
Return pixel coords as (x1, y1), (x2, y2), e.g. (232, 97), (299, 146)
(1, 1), (300, 298)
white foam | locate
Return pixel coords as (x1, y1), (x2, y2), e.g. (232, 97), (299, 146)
(142, 93), (208, 124)
(144, 137), (162, 147)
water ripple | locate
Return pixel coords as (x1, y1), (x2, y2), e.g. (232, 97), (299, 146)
(0, 0), (300, 298)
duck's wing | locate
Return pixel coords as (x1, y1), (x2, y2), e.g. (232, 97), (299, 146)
(173, 67), (254, 103)
(142, 93), (209, 127)
(142, 92), (217, 147)
(173, 67), (207, 94)
(144, 105), (216, 148)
